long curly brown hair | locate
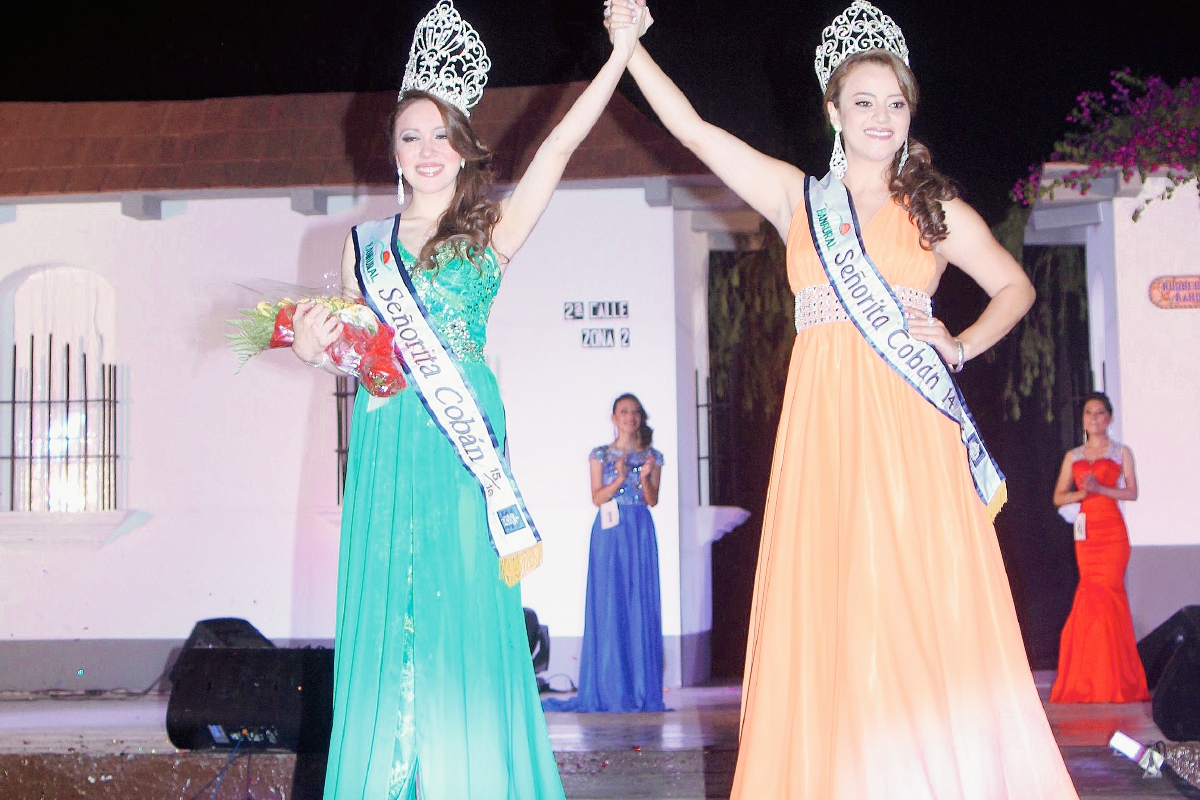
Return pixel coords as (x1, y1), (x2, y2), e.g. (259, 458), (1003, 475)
(392, 91), (503, 270)
(823, 51), (958, 249)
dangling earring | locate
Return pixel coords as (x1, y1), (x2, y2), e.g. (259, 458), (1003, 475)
(897, 138), (909, 173)
(830, 126), (847, 180)
(460, 157), (466, 169)
(396, 169), (405, 206)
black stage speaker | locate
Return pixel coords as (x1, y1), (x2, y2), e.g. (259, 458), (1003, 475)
(166, 619), (334, 752)
(524, 607), (550, 674)
(1139, 606), (1200, 741)
(179, 617), (276, 652)
(167, 618), (276, 684)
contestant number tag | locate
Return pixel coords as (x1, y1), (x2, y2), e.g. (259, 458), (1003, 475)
(1073, 512), (1087, 542)
(600, 500), (620, 529)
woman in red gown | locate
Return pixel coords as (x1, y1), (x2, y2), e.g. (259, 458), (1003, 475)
(1051, 391), (1151, 703)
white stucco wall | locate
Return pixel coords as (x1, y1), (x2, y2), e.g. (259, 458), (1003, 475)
(488, 187), (681, 651)
(0, 187), (684, 684)
(1108, 183), (1200, 547)
(0, 196), (346, 645)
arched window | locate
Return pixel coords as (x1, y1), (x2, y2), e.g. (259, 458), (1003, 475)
(0, 266), (120, 512)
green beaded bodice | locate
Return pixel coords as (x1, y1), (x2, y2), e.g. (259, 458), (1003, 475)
(393, 239), (501, 364)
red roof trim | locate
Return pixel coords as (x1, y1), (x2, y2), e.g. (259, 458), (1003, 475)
(0, 83), (708, 200)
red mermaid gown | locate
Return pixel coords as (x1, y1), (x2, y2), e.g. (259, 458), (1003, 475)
(1050, 446), (1151, 703)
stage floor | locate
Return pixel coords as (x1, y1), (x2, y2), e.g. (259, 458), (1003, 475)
(0, 673), (1194, 799)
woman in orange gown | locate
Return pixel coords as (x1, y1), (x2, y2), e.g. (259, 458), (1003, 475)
(1051, 392), (1150, 703)
(608, 0), (1079, 796)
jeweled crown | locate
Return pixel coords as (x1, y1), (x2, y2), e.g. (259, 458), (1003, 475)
(814, 1), (909, 93)
(401, 0), (491, 117)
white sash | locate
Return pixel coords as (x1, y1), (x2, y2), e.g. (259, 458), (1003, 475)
(353, 216), (541, 585)
(803, 175), (1007, 518)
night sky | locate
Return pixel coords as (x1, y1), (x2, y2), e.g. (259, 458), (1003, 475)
(2, 0), (1195, 222)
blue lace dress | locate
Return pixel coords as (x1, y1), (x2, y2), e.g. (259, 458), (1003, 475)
(543, 445), (666, 712)
(325, 227), (565, 800)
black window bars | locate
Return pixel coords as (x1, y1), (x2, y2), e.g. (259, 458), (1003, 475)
(0, 335), (120, 512)
(335, 376), (357, 504)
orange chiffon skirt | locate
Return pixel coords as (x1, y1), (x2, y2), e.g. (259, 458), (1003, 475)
(1051, 459), (1150, 703)
(729, 201), (1077, 800)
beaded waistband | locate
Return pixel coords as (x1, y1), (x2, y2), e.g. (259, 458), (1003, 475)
(794, 284), (932, 332)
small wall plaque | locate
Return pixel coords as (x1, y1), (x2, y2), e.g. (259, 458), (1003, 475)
(1149, 276), (1200, 309)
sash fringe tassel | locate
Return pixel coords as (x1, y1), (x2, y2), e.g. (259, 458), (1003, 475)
(500, 541), (543, 587)
(986, 480), (1008, 522)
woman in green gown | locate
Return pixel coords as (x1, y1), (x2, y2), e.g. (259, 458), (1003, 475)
(289, 2), (650, 797)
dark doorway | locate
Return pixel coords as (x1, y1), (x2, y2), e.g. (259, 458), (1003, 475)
(706, 230), (793, 679)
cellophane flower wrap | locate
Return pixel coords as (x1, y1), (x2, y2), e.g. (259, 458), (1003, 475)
(228, 297), (407, 397)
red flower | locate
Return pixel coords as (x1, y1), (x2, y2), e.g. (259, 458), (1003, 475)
(269, 305), (296, 349)
(358, 352), (406, 397)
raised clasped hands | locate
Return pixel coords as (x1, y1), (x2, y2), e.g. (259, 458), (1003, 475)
(1079, 472), (1101, 495)
(905, 309), (959, 366)
(291, 301), (343, 364)
(604, 0), (652, 54)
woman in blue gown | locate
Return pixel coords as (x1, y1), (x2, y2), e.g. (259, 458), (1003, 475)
(544, 393), (666, 713)
(289, 2), (651, 797)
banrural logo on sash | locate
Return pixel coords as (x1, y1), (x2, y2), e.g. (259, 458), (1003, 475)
(363, 240), (378, 280)
(815, 205), (853, 248)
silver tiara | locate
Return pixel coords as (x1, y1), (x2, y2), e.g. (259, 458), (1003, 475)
(400, 0), (491, 117)
(814, 1), (909, 92)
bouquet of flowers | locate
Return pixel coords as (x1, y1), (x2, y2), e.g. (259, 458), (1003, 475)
(228, 296), (407, 397)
